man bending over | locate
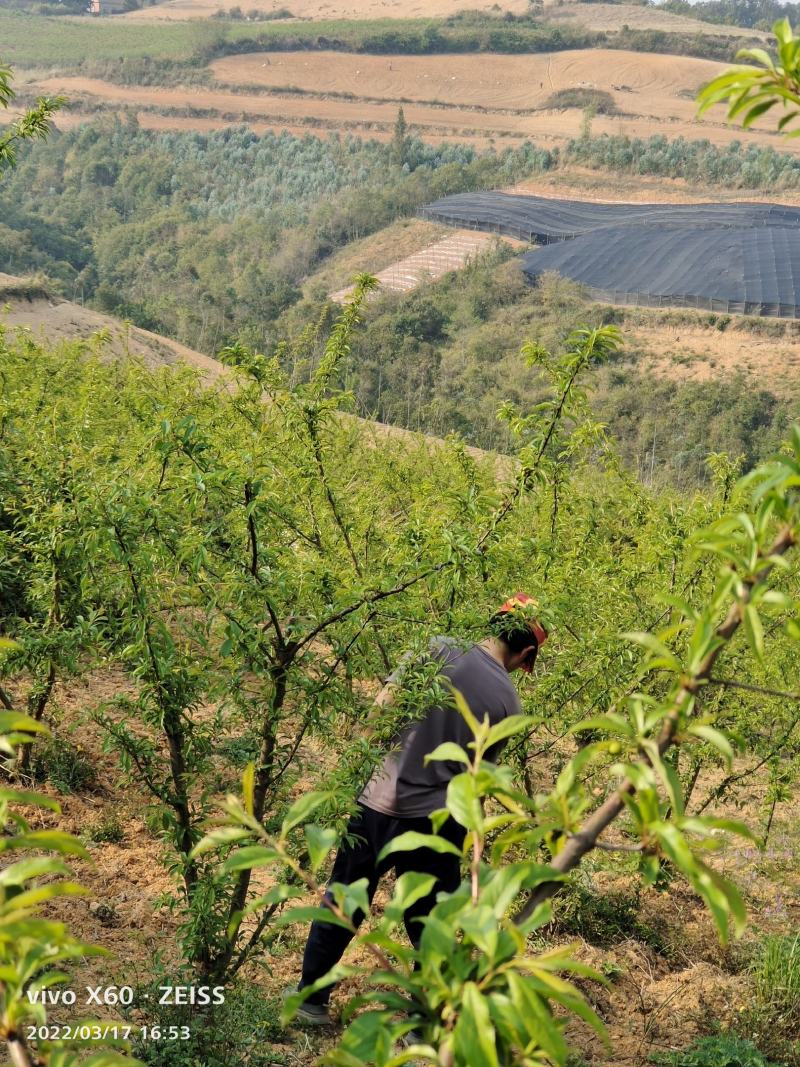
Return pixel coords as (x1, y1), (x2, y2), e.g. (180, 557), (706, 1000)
(292, 593), (548, 1024)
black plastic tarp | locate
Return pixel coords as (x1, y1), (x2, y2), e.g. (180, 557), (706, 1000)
(522, 225), (800, 316)
(419, 192), (800, 316)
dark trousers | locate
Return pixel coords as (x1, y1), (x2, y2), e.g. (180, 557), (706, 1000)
(299, 803), (465, 1005)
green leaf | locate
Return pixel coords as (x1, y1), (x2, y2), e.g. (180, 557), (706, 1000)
(446, 773), (484, 832)
(189, 826), (251, 860)
(453, 982), (499, 1067)
(305, 824), (338, 873)
(687, 724), (735, 769)
(450, 685), (482, 739)
(384, 871), (438, 922)
(424, 741), (469, 766)
(0, 711), (47, 737)
(485, 714), (538, 749)
(282, 791), (331, 834)
(221, 845), (280, 873)
(743, 603), (765, 661)
(272, 905), (353, 932)
(378, 831), (462, 863)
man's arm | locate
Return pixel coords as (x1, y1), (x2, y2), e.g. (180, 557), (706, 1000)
(363, 680), (397, 739)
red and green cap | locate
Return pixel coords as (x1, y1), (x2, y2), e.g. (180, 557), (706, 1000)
(497, 592), (549, 650)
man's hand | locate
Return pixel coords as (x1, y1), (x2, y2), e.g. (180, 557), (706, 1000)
(363, 682), (396, 739)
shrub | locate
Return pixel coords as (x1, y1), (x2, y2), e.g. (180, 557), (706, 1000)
(651, 1033), (780, 1066)
(545, 87), (618, 114)
(128, 975), (286, 1066)
(738, 934), (800, 1065)
(86, 812), (126, 844)
(550, 870), (668, 954)
(31, 735), (96, 793)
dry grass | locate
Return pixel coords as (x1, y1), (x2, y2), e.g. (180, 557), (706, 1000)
(20, 665), (799, 1066)
(329, 229), (501, 302)
(29, 47), (800, 153)
(544, 0), (768, 39)
(504, 167), (800, 206)
(0, 278), (224, 382)
(303, 218), (447, 296)
(121, 0), (531, 20)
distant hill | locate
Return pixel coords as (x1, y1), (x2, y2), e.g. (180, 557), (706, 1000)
(0, 273), (223, 382)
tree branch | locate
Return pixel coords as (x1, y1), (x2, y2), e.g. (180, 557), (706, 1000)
(515, 524), (797, 924)
(295, 564), (447, 653)
(706, 677), (800, 702)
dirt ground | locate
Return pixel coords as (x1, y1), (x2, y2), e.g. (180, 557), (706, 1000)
(118, 0), (767, 33)
(543, 0), (767, 38)
(623, 318), (800, 399)
(120, 0), (531, 21)
(0, 275), (224, 382)
(27, 45), (800, 153)
(208, 48), (727, 114)
(11, 665), (798, 1066)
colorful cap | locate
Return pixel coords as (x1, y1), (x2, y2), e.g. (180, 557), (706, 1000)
(497, 592), (549, 650)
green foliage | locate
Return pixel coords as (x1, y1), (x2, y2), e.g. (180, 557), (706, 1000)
(198, 706), (606, 1067)
(566, 129), (800, 188)
(86, 813), (126, 844)
(1, 285), (620, 983)
(651, 1033), (780, 1066)
(0, 7), (749, 70)
(736, 934), (800, 1064)
(663, 0), (800, 32)
(546, 88), (618, 114)
(0, 699), (141, 1066)
(337, 255), (796, 481)
(0, 120), (552, 349)
(195, 425), (800, 1061)
(31, 736), (96, 794)
(128, 974), (285, 1066)
(550, 872), (667, 954)
(0, 63), (63, 176)
(698, 18), (800, 135)
(4, 249), (800, 1062)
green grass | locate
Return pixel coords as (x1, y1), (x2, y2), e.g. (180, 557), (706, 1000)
(0, 11), (224, 65)
(0, 12), (584, 67)
(1, 9), (743, 70)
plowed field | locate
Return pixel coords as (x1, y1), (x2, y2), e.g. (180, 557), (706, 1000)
(31, 46), (800, 153)
(121, 0), (531, 20)
(544, 1), (766, 37)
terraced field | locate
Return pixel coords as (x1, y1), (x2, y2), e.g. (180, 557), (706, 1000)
(29, 47), (800, 152)
(121, 0), (531, 19)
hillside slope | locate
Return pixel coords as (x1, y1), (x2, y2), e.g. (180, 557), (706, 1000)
(0, 273), (224, 382)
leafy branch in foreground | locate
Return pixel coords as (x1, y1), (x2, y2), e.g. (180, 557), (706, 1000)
(697, 17), (800, 134)
(0, 65), (64, 176)
(197, 427), (800, 1066)
(0, 651), (142, 1067)
(194, 706), (604, 1067)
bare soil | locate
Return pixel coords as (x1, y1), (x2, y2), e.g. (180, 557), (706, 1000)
(0, 276), (224, 382)
(16, 664), (799, 1066)
(209, 48), (726, 113)
(27, 46), (800, 152)
(544, 0), (767, 39)
(121, 0), (531, 21)
(625, 318), (800, 399)
(118, 0), (766, 33)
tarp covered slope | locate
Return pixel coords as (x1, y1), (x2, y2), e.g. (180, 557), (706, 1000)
(420, 192), (800, 317)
